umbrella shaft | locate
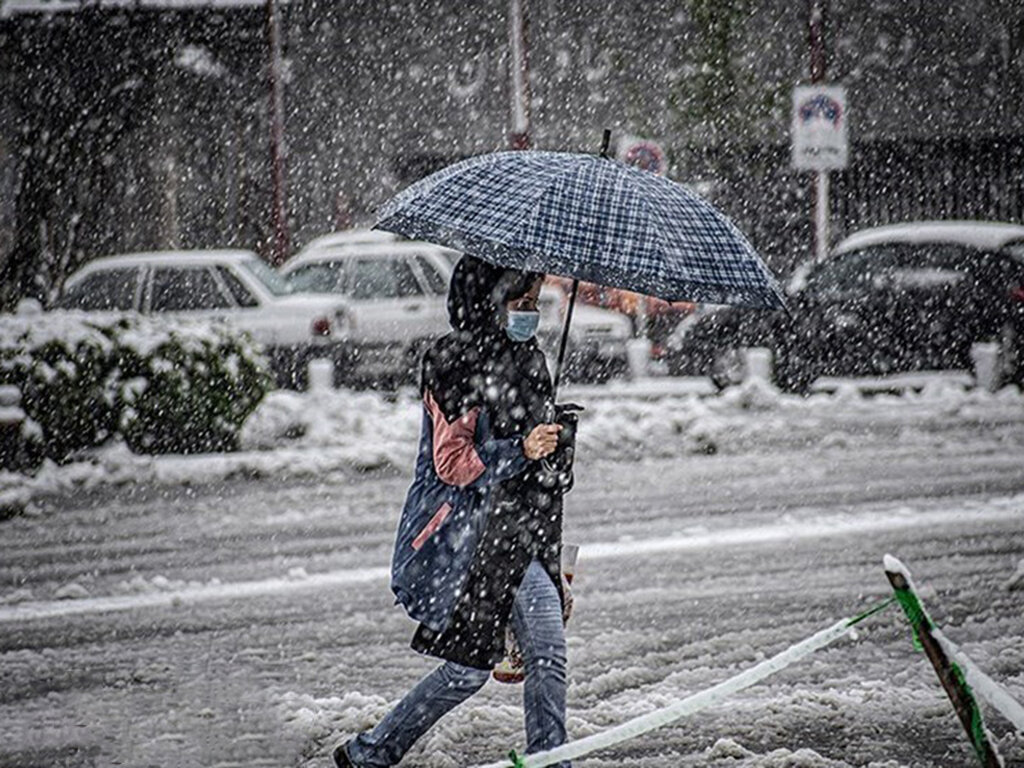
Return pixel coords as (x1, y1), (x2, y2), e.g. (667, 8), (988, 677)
(551, 278), (579, 404)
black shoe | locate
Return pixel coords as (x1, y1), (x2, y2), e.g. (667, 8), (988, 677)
(332, 742), (354, 768)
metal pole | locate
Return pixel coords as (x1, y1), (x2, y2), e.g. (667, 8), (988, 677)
(808, 0), (826, 83)
(508, 0), (531, 150)
(161, 63), (180, 249)
(162, 154), (180, 249)
(815, 170), (829, 262)
(809, 0), (829, 263)
(267, 0), (290, 266)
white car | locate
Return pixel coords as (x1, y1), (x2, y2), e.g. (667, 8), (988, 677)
(281, 237), (458, 384)
(54, 250), (351, 388)
(282, 232), (632, 384)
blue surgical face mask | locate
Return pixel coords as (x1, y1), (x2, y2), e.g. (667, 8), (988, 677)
(506, 310), (540, 342)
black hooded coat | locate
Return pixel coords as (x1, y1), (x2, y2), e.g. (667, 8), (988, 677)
(392, 255), (572, 670)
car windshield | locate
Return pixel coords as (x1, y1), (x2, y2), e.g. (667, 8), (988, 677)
(287, 262), (347, 294)
(350, 257), (423, 299)
(241, 258), (293, 296)
(537, 287), (562, 323)
(806, 243), (982, 294)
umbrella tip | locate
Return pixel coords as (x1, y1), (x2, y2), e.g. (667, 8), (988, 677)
(600, 129), (611, 159)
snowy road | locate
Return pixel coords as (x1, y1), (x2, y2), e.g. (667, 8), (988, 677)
(2, 391), (1024, 768)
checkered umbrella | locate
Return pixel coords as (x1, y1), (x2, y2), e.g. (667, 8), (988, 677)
(375, 150), (786, 309)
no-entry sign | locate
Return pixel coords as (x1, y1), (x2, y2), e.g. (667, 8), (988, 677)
(791, 85), (848, 171)
(618, 136), (665, 175)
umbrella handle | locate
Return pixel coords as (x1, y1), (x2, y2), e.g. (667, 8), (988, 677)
(551, 278), (579, 403)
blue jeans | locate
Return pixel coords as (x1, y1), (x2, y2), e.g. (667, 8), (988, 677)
(346, 559), (569, 767)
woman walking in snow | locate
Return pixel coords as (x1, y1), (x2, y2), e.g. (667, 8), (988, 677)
(333, 255), (576, 768)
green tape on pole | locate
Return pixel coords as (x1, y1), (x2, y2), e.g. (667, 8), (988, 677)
(890, 582), (933, 652)
(884, 555), (1003, 767)
(952, 663), (996, 766)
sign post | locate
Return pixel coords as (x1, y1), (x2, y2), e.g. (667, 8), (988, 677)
(507, 0), (531, 150)
(791, 85), (847, 263)
(266, 0), (289, 266)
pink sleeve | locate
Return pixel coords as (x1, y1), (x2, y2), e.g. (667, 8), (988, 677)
(424, 389), (486, 487)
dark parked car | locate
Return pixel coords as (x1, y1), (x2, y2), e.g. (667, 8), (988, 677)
(665, 221), (1024, 392)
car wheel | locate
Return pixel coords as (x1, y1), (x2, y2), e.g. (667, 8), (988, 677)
(584, 357), (617, 384)
(774, 348), (815, 395)
(268, 347), (308, 391)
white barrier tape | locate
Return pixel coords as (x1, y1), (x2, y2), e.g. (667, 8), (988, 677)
(934, 629), (1024, 733)
(473, 615), (859, 768)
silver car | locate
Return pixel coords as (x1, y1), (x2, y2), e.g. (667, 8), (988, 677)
(282, 231), (632, 385)
(281, 236), (458, 385)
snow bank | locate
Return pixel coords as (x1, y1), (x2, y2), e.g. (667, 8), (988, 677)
(239, 387), (421, 463)
(4, 377), (1023, 509)
(263, 375), (1023, 464)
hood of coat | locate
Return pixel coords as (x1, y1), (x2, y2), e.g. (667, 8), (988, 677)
(446, 255), (541, 336)
(425, 255), (549, 427)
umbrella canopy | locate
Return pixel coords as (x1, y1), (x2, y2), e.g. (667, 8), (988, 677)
(375, 150), (786, 310)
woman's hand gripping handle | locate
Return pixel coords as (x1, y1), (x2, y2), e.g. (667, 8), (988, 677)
(523, 423), (562, 460)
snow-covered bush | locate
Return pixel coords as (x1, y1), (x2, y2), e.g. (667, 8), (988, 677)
(117, 321), (268, 454)
(0, 315), (120, 462)
(0, 313), (271, 462)
(117, 324), (269, 454)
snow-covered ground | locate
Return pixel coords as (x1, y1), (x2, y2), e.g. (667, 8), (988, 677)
(1, 378), (1023, 767)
